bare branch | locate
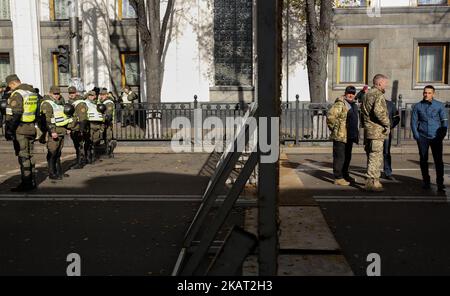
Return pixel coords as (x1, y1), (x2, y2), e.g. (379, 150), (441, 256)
(319, 0), (333, 32)
(305, 0), (318, 33)
(160, 0), (175, 59)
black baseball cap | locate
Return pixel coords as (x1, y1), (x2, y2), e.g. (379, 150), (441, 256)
(345, 86), (357, 95)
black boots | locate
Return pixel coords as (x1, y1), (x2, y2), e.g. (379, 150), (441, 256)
(71, 155), (85, 169)
(106, 140), (117, 158)
(12, 158), (37, 192)
(48, 157), (61, 180)
(56, 159), (69, 178)
(48, 153), (66, 180)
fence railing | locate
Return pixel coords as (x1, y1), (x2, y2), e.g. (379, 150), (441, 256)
(1, 95), (449, 145)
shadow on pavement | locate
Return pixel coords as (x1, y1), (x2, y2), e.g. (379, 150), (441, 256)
(0, 168), (242, 275)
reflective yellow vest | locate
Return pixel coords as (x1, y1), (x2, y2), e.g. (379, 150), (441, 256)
(42, 99), (72, 127)
(85, 99), (104, 122)
(8, 89), (38, 123)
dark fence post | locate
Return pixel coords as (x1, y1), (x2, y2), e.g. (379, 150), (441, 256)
(396, 94), (402, 147)
(194, 95), (198, 109)
(295, 94), (299, 146)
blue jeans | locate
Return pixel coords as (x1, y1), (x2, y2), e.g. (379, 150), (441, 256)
(417, 136), (444, 186)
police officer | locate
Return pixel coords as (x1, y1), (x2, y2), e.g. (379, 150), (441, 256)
(4, 74), (38, 191)
(361, 74), (391, 192)
(0, 82), (6, 124)
(41, 86), (72, 180)
(67, 90), (89, 169)
(67, 86), (84, 105)
(120, 85), (138, 127)
(98, 89), (117, 158)
(411, 85), (448, 192)
(85, 90), (104, 163)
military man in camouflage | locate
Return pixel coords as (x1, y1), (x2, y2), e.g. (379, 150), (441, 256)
(4, 74), (38, 191)
(67, 90), (89, 169)
(327, 86), (359, 186)
(98, 89), (117, 158)
(41, 86), (72, 180)
(361, 74), (391, 192)
(85, 90), (104, 163)
(120, 85), (138, 127)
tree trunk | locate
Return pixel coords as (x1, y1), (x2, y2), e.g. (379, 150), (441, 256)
(306, 31), (328, 103)
(145, 44), (162, 104)
(305, 0), (332, 104)
(131, 0), (175, 104)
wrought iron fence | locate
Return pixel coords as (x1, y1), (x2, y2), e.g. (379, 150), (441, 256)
(1, 96), (449, 145)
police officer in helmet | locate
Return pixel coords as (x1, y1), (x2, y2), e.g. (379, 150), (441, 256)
(4, 74), (39, 191)
(41, 86), (72, 180)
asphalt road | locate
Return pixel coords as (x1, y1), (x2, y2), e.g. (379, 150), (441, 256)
(0, 152), (245, 275)
(288, 153), (450, 276)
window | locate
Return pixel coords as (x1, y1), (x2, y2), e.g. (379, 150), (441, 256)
(52, 52), (70, 86)
(337, 44), (368, 84)
(417, 0), (448, 5)
(120, 52), (140, 87)
(417, 43), (449, 84)
(0, 0), (10, 20)
(0, 53), (11, 81)
(118, 0), (137, 20)
(214, 0), (253, 86)
(50, 0), (69, 21)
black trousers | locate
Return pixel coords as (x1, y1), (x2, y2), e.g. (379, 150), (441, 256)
(417, 136), (444, 186)
(333, 140), (353, 179)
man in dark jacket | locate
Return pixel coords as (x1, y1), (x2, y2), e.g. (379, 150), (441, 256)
(383, 99), (400, 180)
(326, 86), (359, 186)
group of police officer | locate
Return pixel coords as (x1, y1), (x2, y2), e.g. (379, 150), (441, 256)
(0, 74), (119, 192)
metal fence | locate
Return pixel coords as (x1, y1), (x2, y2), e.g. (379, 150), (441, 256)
(1, 96), (450, 145)
(280, 97), (450, 145)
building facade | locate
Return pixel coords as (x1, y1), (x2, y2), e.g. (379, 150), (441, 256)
(283, 0), (450, 104)
(0, 0), (255, 103)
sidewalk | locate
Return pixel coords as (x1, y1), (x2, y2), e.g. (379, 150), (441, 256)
(242, 153), (353, 276)
(0, 139), (443, 154)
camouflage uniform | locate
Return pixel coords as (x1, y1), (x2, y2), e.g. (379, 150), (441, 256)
(327, 96), (350, 143)
(5, 83), (38, 191)
(120, 90), (138, 126)
(41, 95), (71, 180)
(67, 98), (89, 169)
(84, 92), (104, 163)
(100, 96), (116, 157)
(361, 87), (391, 190)
(67, 94), (84, 105)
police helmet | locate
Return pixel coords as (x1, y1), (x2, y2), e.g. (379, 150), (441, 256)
(97, 103), (107, 114)
(63, 103), (75, 117)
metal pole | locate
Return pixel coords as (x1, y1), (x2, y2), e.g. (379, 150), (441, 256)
(295, 94), (299, 145)
(397, 94), (402, 147)
(286, 0), (289, 107)
(69, 0), (81, 79)
(256, 0), (281, 276)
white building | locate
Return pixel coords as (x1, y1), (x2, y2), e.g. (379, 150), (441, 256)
(0, 0), (254, 103)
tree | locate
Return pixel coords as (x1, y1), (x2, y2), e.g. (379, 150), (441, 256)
(130, 0), (175, 104)
(304, 0), (333, 103)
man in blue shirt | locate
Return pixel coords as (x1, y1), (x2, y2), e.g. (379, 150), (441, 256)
(411, 85), (448, 192)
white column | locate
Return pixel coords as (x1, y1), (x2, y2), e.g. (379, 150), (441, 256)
(81, 0), (112, 91)
(40, 0), (51, 21)
(10, 0), (43, 91)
